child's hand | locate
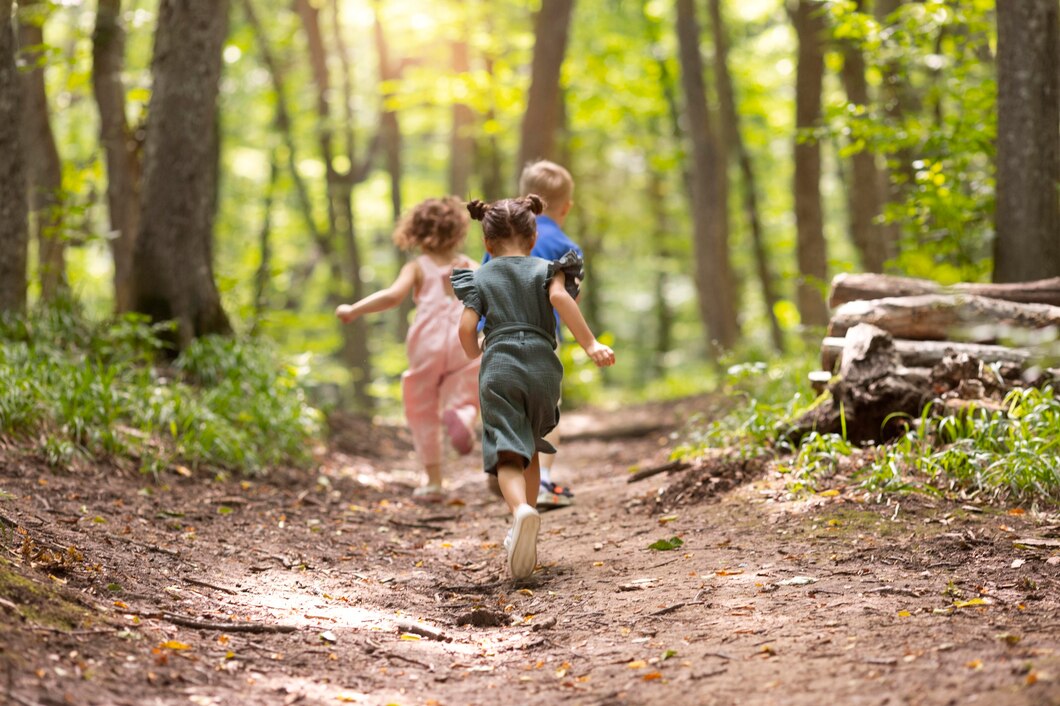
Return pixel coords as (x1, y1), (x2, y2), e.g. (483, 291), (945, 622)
(335, 304), (357, 323)
(585, 341), (615, 368)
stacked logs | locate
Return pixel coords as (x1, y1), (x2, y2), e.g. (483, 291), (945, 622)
(787, 273), (1060, 445)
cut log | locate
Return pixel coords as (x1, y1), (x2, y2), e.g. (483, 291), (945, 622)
(786, 324), (933, 445)
(829, 273), (1060, 309)
(822, 336), (1033, 373)
(828, 294), (1060, 342)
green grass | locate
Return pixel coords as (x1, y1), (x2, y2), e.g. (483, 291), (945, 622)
(0, 301), (322, 475)
(676, 356), (1060, 505)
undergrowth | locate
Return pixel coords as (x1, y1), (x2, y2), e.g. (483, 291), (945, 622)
(0, 302), (322, 475)
(677, 358), (1060, 506)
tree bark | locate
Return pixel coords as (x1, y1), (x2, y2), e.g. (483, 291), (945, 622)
(132, 0), (232, 349)
(0, 0), (28, 313)
(675, 0), (738, 352)
(92, 0), (142, 313)
(993, 0), (1060, 282)
(791, 0), (829, 330)
(829, 272), (1060, 309)
(828, 294), (1060, 342)
(822, 335), (1032, 374)
(296, 0), (373, 407)
(517, 0), (573, 171)
(449, 3), (473, 198)
(18, 0), (66, 301)
(837, 0), (891, 274)
(709, 0), (782, 352)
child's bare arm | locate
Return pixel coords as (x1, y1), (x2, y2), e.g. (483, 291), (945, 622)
(548, 273), (615, 368)
(457, 308), (482, 359)
(336, 261), (418, 323)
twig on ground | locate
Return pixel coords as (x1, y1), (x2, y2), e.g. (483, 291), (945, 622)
(134, 610), (297, 633)
(626, 460), (692, 484)
(396, 621), (451, 642)
(183, 577), (239, 595)
(643, 600), (706, 618)
(387, 518), (447, 532)
(105, 533), (181, 557)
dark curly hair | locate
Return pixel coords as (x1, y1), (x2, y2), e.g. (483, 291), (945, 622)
(466, 194), (545, 244)
(392, 196), (470, 254)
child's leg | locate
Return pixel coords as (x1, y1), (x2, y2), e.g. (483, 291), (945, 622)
(401, 367), (443, 486)
(496, 451), (541, 513)
(439, 347), (481, 454)
(495, 451), (541, 580)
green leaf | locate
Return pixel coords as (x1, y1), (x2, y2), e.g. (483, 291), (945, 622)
(648, 536), (684, 551)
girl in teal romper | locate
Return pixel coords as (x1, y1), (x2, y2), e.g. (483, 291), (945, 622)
(451, 194), (615, 580)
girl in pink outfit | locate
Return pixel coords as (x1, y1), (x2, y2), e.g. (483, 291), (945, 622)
(336, 197), (480, 501)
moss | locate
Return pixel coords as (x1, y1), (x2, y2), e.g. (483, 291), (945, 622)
(0, 560), (92, 631)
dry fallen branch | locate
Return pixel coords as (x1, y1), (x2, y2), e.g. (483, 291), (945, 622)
(134, 610), (297, 633)
(396, 621), (451, 642)
(626, 460), (692, 484)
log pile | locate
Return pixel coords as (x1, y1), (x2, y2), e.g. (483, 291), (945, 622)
(787, 274), (1060, 445)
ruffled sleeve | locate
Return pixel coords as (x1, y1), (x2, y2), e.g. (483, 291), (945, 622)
(546, 250), (584, 300)
(450, 268), (482, 316)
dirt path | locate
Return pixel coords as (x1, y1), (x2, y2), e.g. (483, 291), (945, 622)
(3, 401), (1060, 705)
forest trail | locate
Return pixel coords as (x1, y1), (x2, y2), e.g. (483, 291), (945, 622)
(3, 399), (1060, 706)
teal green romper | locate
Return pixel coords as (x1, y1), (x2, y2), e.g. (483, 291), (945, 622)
(451, 252), (582, 475)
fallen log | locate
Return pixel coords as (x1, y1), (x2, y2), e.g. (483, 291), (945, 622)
(821, 336), (1033, 373)
(829, 273), (1060, 309)
(828, 294), (1060, 342)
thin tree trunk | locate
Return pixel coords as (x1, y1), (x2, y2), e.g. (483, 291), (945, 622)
(993, 0), (1060, 282)
(648, 168), (674, 375)
(837, 0), (890, 274)
(92, 0), (142, 313)
(296, 0), (373, 408)
(240, 0), (329, 312)
(132, 0), (232, 349)
(791, 0), (829, 330)
(477, 26), (504, 202)
(517, 0), (574, 171)
(18, 0), (66, 301)
(370, 3), (411, 339)
(449, 1), (473, 198)
(0, 0), (28, 313)
(709, 0), (783, 352)
(251, 150), (279, 335)
(875, 0), (917, 237)
(675, 0), (738, 353)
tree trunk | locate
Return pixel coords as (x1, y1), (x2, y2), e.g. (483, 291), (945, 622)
(675, 0), (738, 352)
(709, 0), (782, 352)
(517, 0), (573, 171)
(132, 0), (232, 349)
(449, 4), (473, 198)
(0, 0), (28, 314)
(993, 0), (1060, 282)
(828, 294), (1060, 342)
(829, 272), (1060, 309)
(18, 0), (66, 301)
(791, 0), (829, 331)
(648, 168), (674, 375)
(875, 0), (917, 229)
(92, 0), (142, 313)
(837, 0), (891, 274)
(296, 0), (373, 408)
(370, 4), (412, 340)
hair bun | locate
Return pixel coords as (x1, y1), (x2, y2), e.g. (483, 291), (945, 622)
(525, 194), (545, 215)
(467, 199), (489, 221)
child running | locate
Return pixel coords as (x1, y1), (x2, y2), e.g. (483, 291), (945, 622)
(335, 196), (480, 502)
(451, 195), (615, 579)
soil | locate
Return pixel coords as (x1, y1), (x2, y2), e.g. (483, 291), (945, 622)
(2, 397), (1060, 706)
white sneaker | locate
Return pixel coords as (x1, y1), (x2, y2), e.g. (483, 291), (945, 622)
(507, 504), (540, 580)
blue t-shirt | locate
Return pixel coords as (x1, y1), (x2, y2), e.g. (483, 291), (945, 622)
(481, 215), (582, 333)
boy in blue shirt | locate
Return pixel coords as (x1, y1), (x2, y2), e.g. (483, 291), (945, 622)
(484, 160), (581, 509)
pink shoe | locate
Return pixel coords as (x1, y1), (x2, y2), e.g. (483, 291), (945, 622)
(443, 408), (474, 456)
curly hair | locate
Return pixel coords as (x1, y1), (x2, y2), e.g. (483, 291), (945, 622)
(392, 196), (470, 254)
(466, 194), (545, 244)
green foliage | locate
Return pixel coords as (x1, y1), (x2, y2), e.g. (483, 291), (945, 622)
(673, 355), (819, 460)
(825, 0), (997, 279)
(779, 431), (854, 493)
(0, 303), (322, 476)
(862, 388), (1060, 504)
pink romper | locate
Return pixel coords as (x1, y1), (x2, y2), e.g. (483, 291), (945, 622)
(402, 255), (481, 466)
